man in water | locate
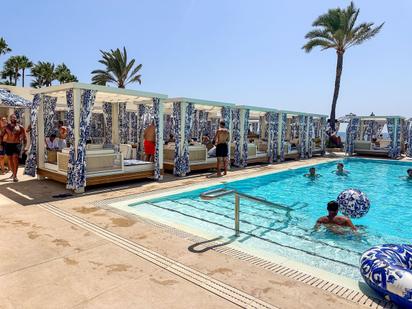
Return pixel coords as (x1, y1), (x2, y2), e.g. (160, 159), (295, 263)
(315, 201), (357, 232)
(143, 121), (156, 162)
(407, 169), (412, 179)
(304, 167), (320, 178)
(0, 114), (27, 182)
(214, 120), (229, 176)
(336, 163), (349, 176)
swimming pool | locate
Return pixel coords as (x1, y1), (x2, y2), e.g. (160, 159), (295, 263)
(127, 158), (412, 281)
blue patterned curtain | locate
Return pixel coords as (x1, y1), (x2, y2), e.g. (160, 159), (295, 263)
(307, 116), (314, 158)
(407, 120), (412, 157)
(89, 113), (104, 142)
(172, 102), (181, 175)
(221, 106), (231, 129)
(136, 104), (146, 159)
(102, 102), (112, 145)
(387, 117), (401, 159)
(14, 108), (25, 122)
(250, 122), (259, 134)
(152, 98), (161, 180)
(66, 90), (96, 190)
(24, 94), (41, 177)
(241, 109), (250, 167)
(363, 120), (374, 141)
(279, 113), (287, 161)
(320, 117), (327, 155)
(198, 111), (209, 138)
(231, 108), (241, 167)
(190, 109), (199, 141)
(174, 103), (194, 176)
(128, 112), (138, 143)
(345, 117), (360, 155)
(43, 96), (57, 137)
(298, 115), (307, 159)
(118, 102), (128, 144)
(163, 114), (172, 142)
(66, 89), (76, 189)
(267, 112), (278, 163)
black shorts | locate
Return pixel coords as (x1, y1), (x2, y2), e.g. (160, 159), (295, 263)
(216, 143), (228, 158)
(4, 143), (20, 156)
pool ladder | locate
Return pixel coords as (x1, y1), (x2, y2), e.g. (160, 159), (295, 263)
(200, 188), (290, 237)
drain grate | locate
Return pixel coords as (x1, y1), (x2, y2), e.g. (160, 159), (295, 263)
(39, 203), (277, 309)
(95, 203), (396, 309)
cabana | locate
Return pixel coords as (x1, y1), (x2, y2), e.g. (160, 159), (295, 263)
(0, 86), (32, 126)
(276, 111), (327, 161)
(346, 115), (407, 159)
(162, 97), (235, 176)
(231, 105), (279, 166)
(24, 83), (167, 192)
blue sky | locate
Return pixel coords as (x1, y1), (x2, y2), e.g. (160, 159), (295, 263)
(1, 0), (411, 117)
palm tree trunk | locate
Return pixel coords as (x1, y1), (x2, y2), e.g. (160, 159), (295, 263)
(330, 51), (344, 132)
(22, 68), (25, 87)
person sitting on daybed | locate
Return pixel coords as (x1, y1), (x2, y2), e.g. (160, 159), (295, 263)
(45, 134), (60, 150)
(315, 201), (357, 233)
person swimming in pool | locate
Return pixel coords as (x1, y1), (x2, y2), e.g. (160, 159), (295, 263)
(407, 169), (412, 179)
(315, 201), (357, 233)
(304, 167), (320, 179)
(335, 163), (349, 176)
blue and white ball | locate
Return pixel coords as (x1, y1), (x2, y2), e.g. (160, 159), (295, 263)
(337, 188), (370, 218)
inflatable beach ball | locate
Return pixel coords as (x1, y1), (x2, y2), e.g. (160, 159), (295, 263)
(337, 189), (370, 218)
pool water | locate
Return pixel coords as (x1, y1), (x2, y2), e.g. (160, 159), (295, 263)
(129, 158), (412, 280)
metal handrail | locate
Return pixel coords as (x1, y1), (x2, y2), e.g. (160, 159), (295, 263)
(200, 188), (291, 237)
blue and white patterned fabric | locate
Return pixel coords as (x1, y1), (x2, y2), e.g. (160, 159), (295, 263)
(345, 117), (360, 155)
(337, 188), (370, 218)
(66, 89), (96, 190)
(267, 112), (279, 163)
(152, 98), (161, 180)
(179, 103), (195, 176)
(14, 108), (24, 122)
(163, 114), (172, 142)
(66, 89), (76, 189)
(279, 113), (287, 161)
(0, 88), (32, 107)
(43, 96), (57, 137)
(231, 108), (241, 167)
(118, 102), (128, 144)
(387, 117), (401, 159)
(136, 104), (146, 159)
(363, 120), (374, 141)
(129, 112), (138, 143)
(198, 111), (209, 138)
(307, 116), (314, 158)
(23, 94), (41, 177)
(221, 106), (231, 129)
(191, 109), (199, 141)
(360, 244), (412, 308)
(298, 115), (307, 159)
(407, 121), (412, 158)
(320, 117), (327, 155)
(89, 113), (104, 142)
(241, 109), (250, 167)
(172, 102), (181, 174)
(102, 102), (112, 145)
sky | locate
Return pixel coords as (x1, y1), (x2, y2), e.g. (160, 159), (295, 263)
(1, 0), (411, 118)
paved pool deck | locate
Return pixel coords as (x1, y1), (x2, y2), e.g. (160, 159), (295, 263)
(0, 154), (395, 308)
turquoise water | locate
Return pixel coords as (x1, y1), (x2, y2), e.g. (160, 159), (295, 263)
(129, 158), (412, 280)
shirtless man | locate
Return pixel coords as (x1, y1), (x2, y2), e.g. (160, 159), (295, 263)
(214, 120), (230, 176)
(0, 114), (26, 182)
(336, 163), (349, 176)
(0, 117), (8, 174)
(304, 167), (320, 179)
(143, 121), (156, 162)
(315, 201), (357, 233)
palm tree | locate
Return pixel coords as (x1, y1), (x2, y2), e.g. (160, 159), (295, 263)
(1, 66), (16, 84)
(0, 37), (11, 57)
(3, 56), (20, 85)
(30, 61), (55, 88)
(54, 63), (78, 84)
(16, 55), (33, 87)
(91, 47), (142, 88)
(303, 2), (384, 132)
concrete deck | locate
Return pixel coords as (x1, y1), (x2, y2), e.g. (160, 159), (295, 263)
(0, 155), (389, 308)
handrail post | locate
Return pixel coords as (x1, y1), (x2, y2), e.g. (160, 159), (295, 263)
(234, 193), (240, 237)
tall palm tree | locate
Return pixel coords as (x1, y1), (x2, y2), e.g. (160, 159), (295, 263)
(0, 37), (11, 57)
(16, 55), (33, 87)
(55, 63), (78, 84)
(303, 2), (384, 132)
(3, 56), (20, 85)
(1, 66), (16, 84)
(30, 61), (55, 88)
(91, 47), (142, 88)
